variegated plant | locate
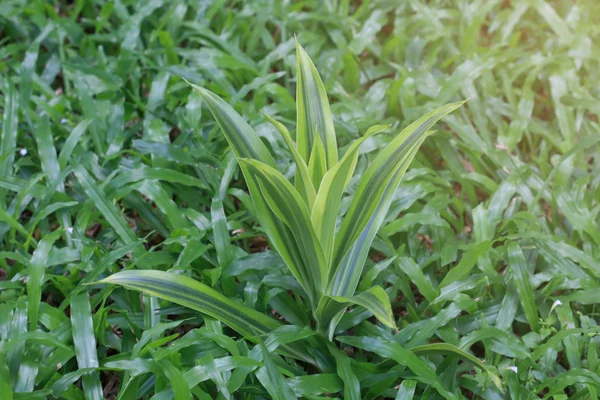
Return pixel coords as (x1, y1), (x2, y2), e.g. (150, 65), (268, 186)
(102, 41), (462, 353)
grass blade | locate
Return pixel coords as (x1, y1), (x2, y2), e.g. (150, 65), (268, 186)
(412, 343), (502, 390)
(27, 228), (62, 329)
(0, 82), (18, 203)
(240, 158), (327, 304)
(191, 84), (276, 168)
(318, 285), (396, 337)
(151, 353), (192, 400)
(262, 112), (315, 207)
(307, 129), (328, 189)
(0, 353), (13, 400)
(99, 270), (314, 364)
(332, 102), (464, 273)
(507, 242), (539, 332)
(256, 343), (296, 400)
(295, 41), (338, 170)
(338, 336), (455, 399)
(395, 380), (417, 400)
(328, 102), (463, 298)
(396, 257), (438, 304)
(58, 119), (94, 170)
(73, 165), (137, 245)
(312, 125), (389, 262)
(71, 294), (103, 400)
(327, 343), (360, 400)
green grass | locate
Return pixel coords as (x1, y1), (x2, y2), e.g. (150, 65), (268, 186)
(1, 1), (599, 399)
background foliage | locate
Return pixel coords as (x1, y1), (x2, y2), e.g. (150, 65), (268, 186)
(1, 0), (599, 399)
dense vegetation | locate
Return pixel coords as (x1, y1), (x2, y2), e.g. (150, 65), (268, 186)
(1, 1), (599, 399)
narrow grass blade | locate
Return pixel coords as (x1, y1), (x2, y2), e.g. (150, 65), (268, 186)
(99, 270), (314, 364)
(338, 336), (455, 399)
(396, 257), (438, 304)
(288, 374), (343, 397)
(307, 130), (328, 189)
(327, 143), (423, 299)
(240, 158), (327, 304)
(439, 241), (492, 288)
(262, 112), (315, 207)
(0, 207), (28, 237)
(507, 242), (539, 332)
(6, 298), (27, 384)
(395, 380), (417, 400)
(191, 84), (276, 168)
(295, 41), (338, 170)
(0, 82), (18, 200)
(211, 198), (235, 269)
(328, 102), (463, 298)
(327, 343), (361, 400)
(27, 228), (62, 329)
(58, 119), (94, 170)
(71, 294), (103, 400)
(134, 180), (192, 230)
(312, 125), (389, 262)
(151, 354), (192, 400)
(332, 102), (464, 272)
(0, 353), (13, 400)
(33, 116), (61, 186)
(320, 286), (396, 333)
(73, 165), (137, 245)
(256, 343), (296, 400)
(412, 343), (502, 390)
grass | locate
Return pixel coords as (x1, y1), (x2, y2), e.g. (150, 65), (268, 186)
(1, 0), (599, 399)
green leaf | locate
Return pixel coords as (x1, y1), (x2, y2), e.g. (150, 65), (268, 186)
(0, 353), (13, 400)
(98, 270), (314, 364)
(312, 125), (389, 263)
(295, 41), (338, 171)
(0, 82), (18, 190)
(307, 129), (328, 189)
(27, 228), (62, 329)
(458, 327), (529, 359)
(71, 293), (103, 400)
(288, 374), (343, 397)
(439, 241), (492, 288)
(256, 343), (296, 400)
(151, 353), (192, 400)
(3, 331), (71, 353)
(0, 207), (28, 237)
(328, 102), (464, 298)
(357, 256), (397, 293)
(507, 242), (539, 332)
(33, 116), (62, 186)
(58, 119), (94, 170)
(51, 368), (99, 397)
(134, 179), (192, 230)
(327, 343), (361, 400)
(211, 198), (235, 269)
(73, 165), (137, 245)
(262, 112), (315, 207)
(317, 286), (395, 339)
(191, 84), (276, 168)
(396, 257), (438, 304)
(535, 369), (600, 398)
(240, 158), (327, 305)
(338, 336), (456, 399)
(412, 342), (503, 391)
(395, 380), (417, 400)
